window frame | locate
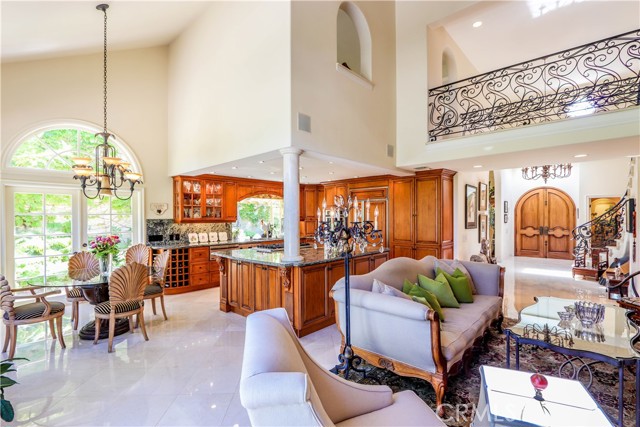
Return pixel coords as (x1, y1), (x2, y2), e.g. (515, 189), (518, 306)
(0, 121), (145, 284)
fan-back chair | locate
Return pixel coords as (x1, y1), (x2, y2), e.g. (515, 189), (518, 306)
(93, 263), (149, 352)
(125, 243), (151, 266)
(144, 250), (170, 320)
(67, 251), (100, 330)
(1, 275), (66, 359)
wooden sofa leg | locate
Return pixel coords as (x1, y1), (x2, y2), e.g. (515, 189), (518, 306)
(433, 375), (447, 416)
(496, 314), (504, 333)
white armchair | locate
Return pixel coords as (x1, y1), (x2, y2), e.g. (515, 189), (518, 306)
(240, 308), (444, 426)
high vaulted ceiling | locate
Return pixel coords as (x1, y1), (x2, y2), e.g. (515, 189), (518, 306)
(432, 0), (640, 77)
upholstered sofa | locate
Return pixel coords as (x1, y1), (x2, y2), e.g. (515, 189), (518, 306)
(331, 256), (504, 414)
(240, 308), (445, 426)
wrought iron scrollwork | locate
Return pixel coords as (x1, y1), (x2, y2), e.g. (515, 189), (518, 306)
(572, 196), (627, 267)
(428, 29), (640, 140)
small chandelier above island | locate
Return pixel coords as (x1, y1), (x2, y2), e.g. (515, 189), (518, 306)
(72, 4), (142, 200)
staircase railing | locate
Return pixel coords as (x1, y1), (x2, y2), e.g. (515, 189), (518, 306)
(572, 196), (628, 268)
(428, 29), (640, 141)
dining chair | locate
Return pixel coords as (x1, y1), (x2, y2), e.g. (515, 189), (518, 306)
(1, 275), (66, 359)
(125, 243), (151, 266)
(144, 250), (170, 320)
(93, 262), (149, 352)
(67, 251), (100, 330)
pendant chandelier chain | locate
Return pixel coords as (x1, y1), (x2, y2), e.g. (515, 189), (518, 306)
(102, 6), (108, 134)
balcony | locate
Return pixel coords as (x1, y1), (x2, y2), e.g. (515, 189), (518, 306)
(428, 29), (640, 142)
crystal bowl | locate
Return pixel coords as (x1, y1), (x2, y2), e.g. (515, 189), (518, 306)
(557, 311), (575, 321)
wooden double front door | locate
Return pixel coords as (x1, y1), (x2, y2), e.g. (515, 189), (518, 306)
(515, 187), (575, 259)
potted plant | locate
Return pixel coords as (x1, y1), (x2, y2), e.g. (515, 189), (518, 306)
(1, 358), (26, 422)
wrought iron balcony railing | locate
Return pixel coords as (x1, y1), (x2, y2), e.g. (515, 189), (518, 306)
(428, 29), (640, 141)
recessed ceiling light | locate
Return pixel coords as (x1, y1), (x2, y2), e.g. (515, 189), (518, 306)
(299, 166), (303, 170)
(472, 21), (483, 28)
(329, 172), (334, 175)
(473, 165), (483, 168)
(231, 166), (238, 170)
(269, 171), (275, 175)
(258, 160), (264, 164)
(329, 161), (334, 165)
(210, 171), (215, 174)
(247, 175), (252, 178)
(354, 175), (359, 178)
(574, 154), (588, 158)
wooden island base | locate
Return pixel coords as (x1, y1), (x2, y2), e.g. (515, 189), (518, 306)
(214, 247), (388, 337)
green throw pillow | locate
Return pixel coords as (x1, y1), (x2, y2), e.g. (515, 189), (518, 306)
(417, 273), (460, 308)
(403, 278), (416, 294)
(437, 268), (474, 303)
(409, 288), (445, 321)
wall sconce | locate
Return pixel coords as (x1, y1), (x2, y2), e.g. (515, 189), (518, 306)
(151, 203), (168, 216)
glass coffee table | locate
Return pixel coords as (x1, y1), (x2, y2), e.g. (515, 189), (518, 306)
(505, 296), (640, 427)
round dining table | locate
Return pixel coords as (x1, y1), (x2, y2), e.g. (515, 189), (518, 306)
(34, 267), (155, 340)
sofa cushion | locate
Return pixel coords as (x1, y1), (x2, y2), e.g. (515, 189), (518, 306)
(436, 259), (477, 294)
(409, 289), (444, 321)
(440, 295), (502, 363)
(372, 279), (411, 300)
(336, 390), (444, 427)
(437, 268), (474, 303)
(418, 273), (460, 308)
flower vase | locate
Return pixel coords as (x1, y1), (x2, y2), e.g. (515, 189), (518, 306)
(99, 254), (113, 277)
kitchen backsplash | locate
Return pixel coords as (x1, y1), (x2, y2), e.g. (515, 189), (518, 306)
(147, 219), (232, 244)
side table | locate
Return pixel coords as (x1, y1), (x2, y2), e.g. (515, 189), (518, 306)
(473, 365), (613, 426)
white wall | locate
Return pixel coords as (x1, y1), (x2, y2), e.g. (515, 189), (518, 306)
(1, 47), (171, 219)
(427, 25), (478, 88)
(395, 1), (475, 167)
(168, 2), (291, 176)
(291, 0), (397, 169)
(454, 170), (490, 261)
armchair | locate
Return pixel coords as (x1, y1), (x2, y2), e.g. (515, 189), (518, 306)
(240, 308), (444, 426)
(1, 275), (66, 359)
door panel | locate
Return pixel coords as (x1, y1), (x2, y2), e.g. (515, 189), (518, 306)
(515, 189), (544, 257)
(390, 179), (414, 243)
(546, 189), (575, 259)
(415, 177), (439, 245)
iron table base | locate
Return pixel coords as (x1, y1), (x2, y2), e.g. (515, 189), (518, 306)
(78, 318), (131, 340)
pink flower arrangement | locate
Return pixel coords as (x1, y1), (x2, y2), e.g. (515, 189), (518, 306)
(89, 235), (121, 259)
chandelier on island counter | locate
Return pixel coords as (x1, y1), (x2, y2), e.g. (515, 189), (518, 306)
(71, 4), (142, 200)
(521, 163), (572, 184)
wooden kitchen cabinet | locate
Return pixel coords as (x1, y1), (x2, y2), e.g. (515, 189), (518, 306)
(173, 176), (224, 223)
(389, 170), (455, 259)
(156, 246), (219, 295)
(223, 181), (238, 221)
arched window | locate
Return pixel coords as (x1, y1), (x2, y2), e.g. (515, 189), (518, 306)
(337, 2), (372, 81)
(3, 122), (142, 287)
(8, 124), (136, 173)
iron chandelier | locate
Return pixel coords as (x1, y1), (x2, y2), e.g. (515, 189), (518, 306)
(72, 4), (142, 200)
(521, 164), (572, 184)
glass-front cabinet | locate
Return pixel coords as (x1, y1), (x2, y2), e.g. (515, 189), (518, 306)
(173, 176), (224, 223)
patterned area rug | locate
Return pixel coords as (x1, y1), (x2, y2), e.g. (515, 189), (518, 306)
(347, 320), (637, 427)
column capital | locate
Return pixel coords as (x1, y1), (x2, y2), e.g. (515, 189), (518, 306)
(279, 147), (304, 156)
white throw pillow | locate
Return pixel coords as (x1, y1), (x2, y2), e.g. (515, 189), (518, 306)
(371, 278), (411, 300)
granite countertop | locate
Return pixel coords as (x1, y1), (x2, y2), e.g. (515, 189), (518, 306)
(211, 246), (389, 267)
(149, 237), (285, 250)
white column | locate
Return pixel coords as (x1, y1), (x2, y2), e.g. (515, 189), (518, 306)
(280, 147), (304, 262)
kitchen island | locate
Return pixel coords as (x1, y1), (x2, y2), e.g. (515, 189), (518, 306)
(211, 247), (389, 336)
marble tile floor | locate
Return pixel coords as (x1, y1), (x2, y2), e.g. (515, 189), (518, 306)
(3, 256), (611, 426)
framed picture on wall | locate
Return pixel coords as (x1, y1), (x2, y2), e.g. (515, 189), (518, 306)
(478, 182), (488, 211)
(465, 184), (478, 229)
(479, 214), (488, 243)
(504, 201), (508, 213)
